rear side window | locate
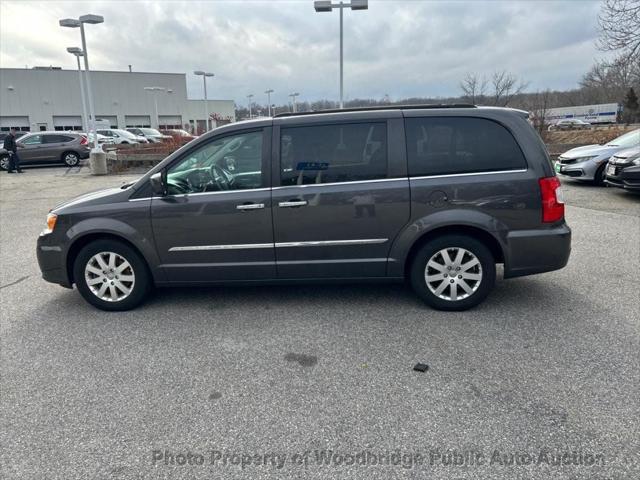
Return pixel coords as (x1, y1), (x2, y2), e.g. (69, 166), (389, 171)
(44, 135), (74, 143)
(280, 122), (387, 185)
(405, 117), (527, 176)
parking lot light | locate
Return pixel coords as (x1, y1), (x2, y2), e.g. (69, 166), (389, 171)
(313, 1), (368, 109)
(247, 94), (254, 119)
(66, 47), (90, 135)
(59, 14), (104, 151)
(265, 89), (274, 116)
(144, 86), (166, 129)
(289, 92), (300, 113)
(194, 71), (214, 132)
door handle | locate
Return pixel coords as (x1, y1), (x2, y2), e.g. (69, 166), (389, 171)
(278, 200), (308, 208)
(236, 203), (265, 211)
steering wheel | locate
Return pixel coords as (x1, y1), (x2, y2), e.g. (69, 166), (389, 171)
(210, 164), (231, 190)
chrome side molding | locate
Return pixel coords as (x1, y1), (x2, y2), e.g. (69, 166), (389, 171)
(169, 238), (388, 252)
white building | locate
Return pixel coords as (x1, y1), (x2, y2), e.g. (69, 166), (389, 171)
(0, 67), (236, 133)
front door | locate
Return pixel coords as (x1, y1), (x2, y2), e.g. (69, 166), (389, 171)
(151, 128), (275, 282)
(272, 120), (410, 278)
(17, 134), (45, 162)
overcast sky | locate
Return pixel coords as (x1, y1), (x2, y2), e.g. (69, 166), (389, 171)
(0, 0), (610, 107)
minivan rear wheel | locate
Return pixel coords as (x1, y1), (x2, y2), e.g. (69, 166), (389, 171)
(410, 235), (496, 311)
(73, 239), (151, 311)
(62, 151), (80, 167)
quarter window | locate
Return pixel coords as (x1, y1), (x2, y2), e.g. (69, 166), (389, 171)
(405, 117), (527, 176)
(166, 130), (264, 195)
(280, 122), (387, 185)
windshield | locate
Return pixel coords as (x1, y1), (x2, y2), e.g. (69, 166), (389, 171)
(606, 129), (640, 148)
(117, 130), (138, 139)
(140, 128), (162, 136)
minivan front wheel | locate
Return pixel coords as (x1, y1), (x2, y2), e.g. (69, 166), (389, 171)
(73, 239), (151, 311)
(410, 235), (496, 311)
(62, 151), (80, 167)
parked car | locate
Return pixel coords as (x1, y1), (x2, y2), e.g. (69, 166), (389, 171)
(0, 131), (90, 170)
(160, 129), (197, 145)
(37, 105), (570, 311)
(548, 119), (591, 131)
(555, 129), (640, 185)
(126, 128), (171, 143)
(96, 129), (143, 144)
(81, 132), (114, 146)
(604, 146), (640, 192)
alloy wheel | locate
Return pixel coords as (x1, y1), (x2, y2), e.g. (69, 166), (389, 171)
(64, 153), (79, 166)
(84, 251), (135, 302)
(424, 247), (483, 301)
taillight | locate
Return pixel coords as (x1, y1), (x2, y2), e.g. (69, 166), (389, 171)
(80, 136), (88, 145)
(539, 176), (564, 223)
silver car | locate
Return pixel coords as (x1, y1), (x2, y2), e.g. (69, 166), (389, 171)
(555, 129), (640, 185)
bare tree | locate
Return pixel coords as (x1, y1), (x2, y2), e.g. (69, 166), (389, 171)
(489, 70), (529, 106)
(523, 90), (552, 135)
(598, 0), (640, 61)
(460, 73), (487, 104)
(580, 55), (640, 103)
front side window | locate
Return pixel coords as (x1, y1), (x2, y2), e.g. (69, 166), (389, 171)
(405, 117), (527, 176)
(166, 130), (263, 195)
(21, 134), (42, 145)
(280, 122), (387, 186)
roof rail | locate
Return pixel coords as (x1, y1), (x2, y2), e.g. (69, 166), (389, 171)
(273, 103), (477, 118)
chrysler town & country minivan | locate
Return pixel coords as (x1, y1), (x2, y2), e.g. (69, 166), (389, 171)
(37, 105), (571, 311)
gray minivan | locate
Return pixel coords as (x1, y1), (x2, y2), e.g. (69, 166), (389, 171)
(37, 105), (571, 311)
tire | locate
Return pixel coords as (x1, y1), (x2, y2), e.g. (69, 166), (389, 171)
(593, 163), (606, 186)
(0, 155), (9, 171)
(73, 239), (151, 311)
(410, 235), (496, 311)
(62, 151), (80, 167)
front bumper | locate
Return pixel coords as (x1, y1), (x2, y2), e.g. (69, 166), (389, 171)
(555, 158), (601, 180)
(503, 223), (571, 278)
(36, 233), (72, 288)
(605, 164), (640, 191)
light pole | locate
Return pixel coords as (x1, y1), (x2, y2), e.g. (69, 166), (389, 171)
(289, 92), (300, 113)
(265, 89), (274, 116)
(60, 14), (104, 150)
(144, 87), (165, 129)
(314, 0), (367, 109)
(194, 71), (214, 132)
(247, 94), (254, 119)
(66, 47), (89, 134)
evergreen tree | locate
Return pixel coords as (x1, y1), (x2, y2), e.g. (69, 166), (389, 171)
(623, 87), (639, 123)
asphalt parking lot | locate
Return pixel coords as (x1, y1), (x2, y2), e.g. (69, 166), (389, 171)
(1, 167), (638, 480)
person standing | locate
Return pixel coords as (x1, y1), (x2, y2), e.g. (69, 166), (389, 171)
(3, 128), (24, 173)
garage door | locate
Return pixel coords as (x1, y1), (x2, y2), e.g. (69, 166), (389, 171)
(53, 116), (83, 131)
(96, 116), (118, 129)
(125, 115), (151, 128)
(159, 115), (182, 129)
(0, 116), (30, 131)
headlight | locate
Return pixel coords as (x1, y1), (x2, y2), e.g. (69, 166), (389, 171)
(42, 213), (57, 235)
(574, 155), (598, 163)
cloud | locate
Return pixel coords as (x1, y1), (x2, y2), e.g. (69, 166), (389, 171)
(0, 0), (613, 106)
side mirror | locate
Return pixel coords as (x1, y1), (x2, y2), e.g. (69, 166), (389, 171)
(150, 171), (167, 196)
